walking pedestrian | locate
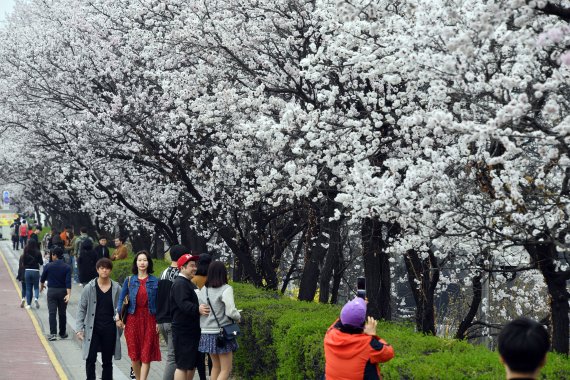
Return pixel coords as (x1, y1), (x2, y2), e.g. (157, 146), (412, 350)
(77, 258), (123, 380)
(77, 238), (98, 286)
(19, 220), (29, 248)
(156, 245), (187, 380)
(23, 240), (43, 309)
(12, 230), (19, 250)
(40, 247), (71, 341)
(111, 236), (128, 261)
(10, 217), (21, 250)
(16, 252), (26, 307)
(171, 253), (208, 380)
(197, 261), (241, 380)
(116, 251), (161, 380)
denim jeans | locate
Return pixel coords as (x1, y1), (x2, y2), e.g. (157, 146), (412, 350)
(25, 269), (40, 305)
(71, 256), (78, 282)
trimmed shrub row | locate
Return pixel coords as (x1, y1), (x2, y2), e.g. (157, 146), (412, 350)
(231, 282), (570, 380)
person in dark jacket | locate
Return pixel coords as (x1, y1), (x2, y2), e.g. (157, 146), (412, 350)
(23, 240), (43, 309)
(324, 297), (394, 380)
(16, 253), (26, 307)
(11, 218), (21, 250)
(40, 247), (71, 340)
(77, 238), (98, 285)
(156, 245), (187, 380)
(170, 254), (209, 380)
(94, 236), (110, 260)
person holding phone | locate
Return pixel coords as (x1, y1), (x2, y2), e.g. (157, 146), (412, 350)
(324, 297), (394, 380)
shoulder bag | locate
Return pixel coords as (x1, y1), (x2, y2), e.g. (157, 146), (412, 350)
(206, 287), (241, 347)
(119, 276), (131, 324)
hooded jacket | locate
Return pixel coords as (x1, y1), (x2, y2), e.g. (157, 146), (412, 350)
(324, 319), (394, 380)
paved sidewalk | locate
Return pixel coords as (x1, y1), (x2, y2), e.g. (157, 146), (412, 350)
(0, 242), (62, 380)
(0, 241), (203, 380)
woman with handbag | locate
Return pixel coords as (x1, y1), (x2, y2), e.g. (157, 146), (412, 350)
(116, 251), (161, 380)
(198, 261), (241, 380)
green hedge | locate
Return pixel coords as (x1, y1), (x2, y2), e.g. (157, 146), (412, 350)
(231, 282), (570, 380)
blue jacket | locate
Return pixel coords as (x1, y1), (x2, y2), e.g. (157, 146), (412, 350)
(117, 275), (159, 316)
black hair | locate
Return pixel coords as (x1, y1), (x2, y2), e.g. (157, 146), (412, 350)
(196, 253), (212, 276)
(96, 258), (113, 270)
(169, 244), (189, 262)
(498, 318), (549, 373)
(52, 246), (64, 259)
(80, 226), (88, 234)
(131, 250), (154, 275)
(205, 261), (228, 288)
(115, 236), (127, 244)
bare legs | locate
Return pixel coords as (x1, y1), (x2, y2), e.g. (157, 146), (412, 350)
(210, 352), (233, 380)
(131, 361), (151, 380)
(174, 368), (196, 380)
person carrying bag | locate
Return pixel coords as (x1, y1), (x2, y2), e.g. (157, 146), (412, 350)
(197, 261), (241, 380)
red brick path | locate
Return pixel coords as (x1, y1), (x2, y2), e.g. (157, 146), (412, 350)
(0, 250), (61, 379)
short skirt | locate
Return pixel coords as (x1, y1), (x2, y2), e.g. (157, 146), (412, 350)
(198, 333), (239, 354)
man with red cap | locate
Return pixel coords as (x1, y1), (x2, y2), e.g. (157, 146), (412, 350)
(170, 253), (211, 380)
(324, 297), (394, 379)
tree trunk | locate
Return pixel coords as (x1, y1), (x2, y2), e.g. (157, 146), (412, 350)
(131, 226), (152, 255)
(281, 231), (305, 294)
(330, 239), (346, 305)
(319, 218), (342, 303)
(298, 204), (334, 301)
(180, 219), (208, 253)
(525, 241), (569, 354)
(455, 273), (483, 340)
(219, 226), (262, 286)
(404, 248), (439, 335)
(362, 218), (398, 321)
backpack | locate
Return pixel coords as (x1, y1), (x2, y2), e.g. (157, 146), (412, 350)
(19, 224), (28, 237)
(79, 238), (93, 257)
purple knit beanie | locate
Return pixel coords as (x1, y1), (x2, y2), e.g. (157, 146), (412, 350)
(340, 297), (367, 327)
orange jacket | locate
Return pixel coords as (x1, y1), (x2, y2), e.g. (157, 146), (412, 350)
(60, 231), (70, 247)
(111, 245), (128, 261)
(324, 320), (394, 380)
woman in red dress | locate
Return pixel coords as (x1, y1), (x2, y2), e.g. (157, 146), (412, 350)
(116, 250), (161, 380)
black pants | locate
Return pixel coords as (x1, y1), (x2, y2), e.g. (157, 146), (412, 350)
(86, 324), (116, 380)
(47, 288), (67, 335)
(196, 352), (212, 379)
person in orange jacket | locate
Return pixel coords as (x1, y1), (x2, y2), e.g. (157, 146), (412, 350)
(324, 297), (394, 380)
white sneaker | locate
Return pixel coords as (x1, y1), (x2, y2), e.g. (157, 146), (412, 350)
(34, 298), (40, 309)
(20, 298), (25, 308)
(25, 305), (31, 309)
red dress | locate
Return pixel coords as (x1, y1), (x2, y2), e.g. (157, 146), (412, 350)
(125, 277), (161, 362)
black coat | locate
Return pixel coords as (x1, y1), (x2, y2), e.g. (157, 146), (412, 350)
(94, 245), (110, 260)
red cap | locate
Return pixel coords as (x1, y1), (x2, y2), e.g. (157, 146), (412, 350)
(177, 253), (199, 268)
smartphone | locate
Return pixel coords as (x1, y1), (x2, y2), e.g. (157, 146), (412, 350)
(357, 277), (366, 299)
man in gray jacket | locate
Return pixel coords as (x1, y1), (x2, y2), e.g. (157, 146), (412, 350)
(76, 258), (122, 380)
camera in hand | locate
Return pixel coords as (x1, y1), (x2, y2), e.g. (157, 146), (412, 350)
(357, 277), (366, 299)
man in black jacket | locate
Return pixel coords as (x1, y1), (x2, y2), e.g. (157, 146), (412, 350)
(156, 245), (186, 380)
(94, 236), (110, 260)
(170, 253), (210, 380)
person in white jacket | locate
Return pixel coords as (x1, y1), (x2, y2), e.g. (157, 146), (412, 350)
(197, 261), (241, 380)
